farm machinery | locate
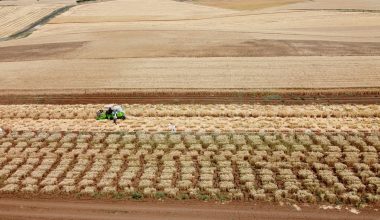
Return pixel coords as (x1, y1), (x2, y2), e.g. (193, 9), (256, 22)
(96, 105), (126, 121)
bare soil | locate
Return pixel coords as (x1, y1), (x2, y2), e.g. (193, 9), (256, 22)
(0, 198), (378, 220)
(1, 88), (380, 104)
(0, 41), (85, 61)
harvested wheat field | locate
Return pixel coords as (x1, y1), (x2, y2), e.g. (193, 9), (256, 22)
(1, 0), (380, 219)
(1, 104), (380, 219)
(0, 104), (379, 208)
(1, 104), (380, 133)
(0, 3), (72, 41)
(0, 0), (380, 96)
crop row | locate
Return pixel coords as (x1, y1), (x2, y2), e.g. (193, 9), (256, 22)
(1, 131), (380, 152)
(0, 131), (378, 204)
(1, 104), (380, 119)
(1, 116), (379, 133)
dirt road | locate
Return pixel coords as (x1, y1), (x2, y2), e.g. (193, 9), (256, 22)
(0, 198), (377, 220)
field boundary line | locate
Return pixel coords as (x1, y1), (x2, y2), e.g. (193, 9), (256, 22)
(0, 5), (75, 41)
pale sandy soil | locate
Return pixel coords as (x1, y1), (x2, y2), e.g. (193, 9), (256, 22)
(0, 0), (379, 91)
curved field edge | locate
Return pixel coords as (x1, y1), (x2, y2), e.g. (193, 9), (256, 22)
(1, 88), (380, 104)
(0, 5), (74, 41)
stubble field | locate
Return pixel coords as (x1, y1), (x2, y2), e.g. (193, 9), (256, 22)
(0, 0), (379, 219)
(0, 3), (70, 40)
(0, 104), (379, 207)
(0, 129), (379, 205)
(0, 0), (380, 94)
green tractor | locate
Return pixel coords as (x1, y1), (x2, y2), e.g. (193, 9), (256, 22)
(96, 105), (126, 121)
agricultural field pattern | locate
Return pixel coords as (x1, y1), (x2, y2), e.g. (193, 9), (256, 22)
(0, 104), (379, 207)
(0, 4), (66, 40)
(0, 0), (380, 91)
(0, 0), (379, 219)
(0, 129), (379, 206)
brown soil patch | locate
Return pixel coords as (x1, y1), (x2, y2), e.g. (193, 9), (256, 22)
(0, 41), (86, 62)
(236, 39), (380, 57)
(0, 198), (377, 220)
(1, 88), (380, 105)
(174, 38), (380, 58)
